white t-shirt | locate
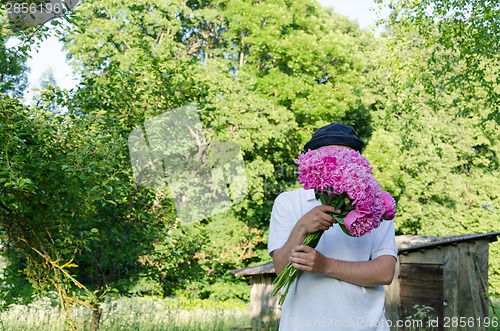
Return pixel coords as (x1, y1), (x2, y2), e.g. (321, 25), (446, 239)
(268, 188), (398, 331)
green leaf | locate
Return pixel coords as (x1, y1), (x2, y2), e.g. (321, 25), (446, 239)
(338, 223), (354, 237)
(334, 198), (344, 210)
(332, 214), (345, 225)
(339, 210), (350, 217)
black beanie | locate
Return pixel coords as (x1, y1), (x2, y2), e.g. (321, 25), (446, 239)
(303, 122), (365, 152)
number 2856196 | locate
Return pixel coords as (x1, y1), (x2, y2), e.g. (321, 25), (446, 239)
(4, 2), (66, 14)
(442, 316), (498, 328)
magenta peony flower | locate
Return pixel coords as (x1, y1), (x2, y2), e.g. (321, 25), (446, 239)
(344, 210), (366, 236)
(381, 191), (397, 220)
(294, 146), (393, 237)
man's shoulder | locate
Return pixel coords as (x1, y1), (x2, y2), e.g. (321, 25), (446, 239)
(276, 187), (306, 198)
(275, 188), (314, 205)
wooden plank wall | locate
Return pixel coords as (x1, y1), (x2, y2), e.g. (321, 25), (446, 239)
(384, 239), (491, 331)
(453, 240), (489, 330)
(443, 244), (459, 324)
(250, 274), (281, 323)
(398, 248), (445, 330)
(399, 263), (444, 322)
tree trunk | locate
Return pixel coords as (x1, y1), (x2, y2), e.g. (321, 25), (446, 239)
(239, 40), (245, 69)
(90, 303), (102, 331)
(239, 49), (245, 68)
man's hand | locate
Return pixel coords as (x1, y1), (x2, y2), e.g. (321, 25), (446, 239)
(290, 244), (327, 274)
(295, 205), (339, 235)
(271, 205), (339, 275)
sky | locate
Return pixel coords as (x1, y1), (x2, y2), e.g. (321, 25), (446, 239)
(318, 0), (385, 30)
(24, 0), (387, 99)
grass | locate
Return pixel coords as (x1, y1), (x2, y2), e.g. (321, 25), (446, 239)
(0, 294), (252, 331)
(386, 300), (500, 331)
(2, 293), (496, 331)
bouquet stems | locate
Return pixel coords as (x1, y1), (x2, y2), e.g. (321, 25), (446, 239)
(271, 230), (324, 305)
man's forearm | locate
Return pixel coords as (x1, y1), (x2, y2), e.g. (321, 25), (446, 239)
(322, 255), (396, 287)
(271, 225), (309, 275)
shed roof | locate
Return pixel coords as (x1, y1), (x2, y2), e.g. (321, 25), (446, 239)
(231, 232), (500, 276)
(396, 231), (500, 253)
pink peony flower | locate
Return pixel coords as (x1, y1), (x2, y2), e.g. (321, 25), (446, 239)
(294, 146), (395, 237)
(344, 210), (363, 236)
(381, 191), (397, 220)
(344, 211), (376, 237)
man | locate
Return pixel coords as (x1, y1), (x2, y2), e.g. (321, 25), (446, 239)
(268, 122), (397, 330)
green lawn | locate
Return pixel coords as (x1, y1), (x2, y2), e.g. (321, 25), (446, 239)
(0, 295), (252, 331)
(1, 292), (497, 330)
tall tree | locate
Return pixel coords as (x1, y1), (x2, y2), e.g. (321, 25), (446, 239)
(383, 0), (500, 124)
(0, 17), (29, 95)
(364, 13), (500, 297)
(1, 7), (177, 331)
(60, 0), (379, 300)
(2, 1), (381, 329)
(0, 92), (172, 329)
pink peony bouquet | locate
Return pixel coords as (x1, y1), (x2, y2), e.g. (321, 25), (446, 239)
(272, 146), (396, 304)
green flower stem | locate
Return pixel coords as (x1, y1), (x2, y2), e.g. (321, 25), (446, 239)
(271, 230), (325, 304)
(272, 191), (355, 304)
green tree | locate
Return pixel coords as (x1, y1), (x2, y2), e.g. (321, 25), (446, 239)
(1, 12), (178, 330)
(2, 1), (381, 329)
(60, 0), (378, 302)
(383, 0), (500, 124)
(364, 17), (500, 297)
(0, 18), (29, 95)
(0, 92), (173, 329)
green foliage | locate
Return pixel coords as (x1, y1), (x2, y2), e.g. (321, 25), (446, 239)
(0, 253), (34, 307)
(218, 0), (375, 137)
(366, 5), (500, 295)
(384, 0), (500, 123)
(363, 129), (404, 196)
(0, 295), (251, 330)
(2, 0), (499, 323)
(0, 91), (172, 329)
(0, 18), (28, 95)
(51, 0), (377, 306)
(1, 6), (74, 96)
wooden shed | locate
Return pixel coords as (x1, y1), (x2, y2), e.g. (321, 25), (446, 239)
(231, 232), (500, 328)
